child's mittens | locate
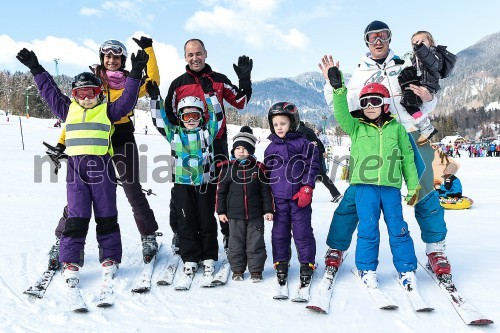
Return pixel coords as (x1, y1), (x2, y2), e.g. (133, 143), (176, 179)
(292, 186), (313, 208)
(405, 187), (419, 206)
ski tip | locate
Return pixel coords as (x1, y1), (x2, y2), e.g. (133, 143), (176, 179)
(380, 305), (399, 310)
(96, 303), (113, 308)
(416, 307), (435, 312)
(73, 307), (89, 313)
(156, 281), (172, 286)
(306, 305), (327, 314)
(291, 298), (308, 303)
(469, 319), (494, 326)
(273, 295), (289, 300)
(131, 288), (151, 294)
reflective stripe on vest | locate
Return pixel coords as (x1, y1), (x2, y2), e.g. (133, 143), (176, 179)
(65, 101), (112, 156)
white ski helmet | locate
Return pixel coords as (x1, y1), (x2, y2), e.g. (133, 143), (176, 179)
(177, 96), (204, 114)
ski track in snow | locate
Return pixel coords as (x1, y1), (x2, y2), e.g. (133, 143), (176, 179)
(0, 114), (498, 332)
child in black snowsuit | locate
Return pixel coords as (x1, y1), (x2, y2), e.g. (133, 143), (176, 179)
(216, 126), (274, 282)
(398, 30), (457, 142)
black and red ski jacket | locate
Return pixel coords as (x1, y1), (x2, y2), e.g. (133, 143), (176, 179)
(165, 64), (252, 140)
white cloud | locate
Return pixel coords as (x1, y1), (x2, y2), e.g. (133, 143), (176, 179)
(101, 1), (154, 29)
(80, 7), (101, 16)
(184, 2), (308, 50)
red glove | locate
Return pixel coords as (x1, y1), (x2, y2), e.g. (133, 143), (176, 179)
(292, 186), (313, 208)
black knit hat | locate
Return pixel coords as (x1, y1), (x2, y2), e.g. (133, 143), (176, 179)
(232, 125), (257, 157)
(364, 20), (391, 45)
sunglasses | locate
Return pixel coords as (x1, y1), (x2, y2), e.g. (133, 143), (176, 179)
(365, 29), (391, 45)
(359, 95), (384, 109)
(180, 110), (202, 123)
(100, 45), (125, 56)
(72, 87), (101, 100)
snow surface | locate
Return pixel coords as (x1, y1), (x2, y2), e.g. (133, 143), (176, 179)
(1, 113), (499, 333)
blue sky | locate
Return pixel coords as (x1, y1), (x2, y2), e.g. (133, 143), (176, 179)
(1, 0), (499, 95)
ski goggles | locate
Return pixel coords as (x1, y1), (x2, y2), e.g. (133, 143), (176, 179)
(100, 44), (126, 56)
(364, 29), (391, 45)
(72, 87), (102, 100)
(180, 110), (203, 122)
(359, 95), (385, 109)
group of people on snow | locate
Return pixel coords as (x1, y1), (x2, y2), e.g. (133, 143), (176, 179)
(17, 18), (458, 308)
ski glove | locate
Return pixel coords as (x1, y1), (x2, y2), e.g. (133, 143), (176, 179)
(16, 48), (45, 75)
(405, 188), (419, 206)
(292, 185), (313, 208)
(233, 55), (253, 81)
(133, 36), (153, 50)
(128, 50), (149, 80)
(401, 90), (422, 110)
(146, 81), (160, 100)
(327, 66), (343, 90)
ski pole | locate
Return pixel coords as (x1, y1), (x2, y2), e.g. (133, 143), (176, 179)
(19, 117), (25, 150)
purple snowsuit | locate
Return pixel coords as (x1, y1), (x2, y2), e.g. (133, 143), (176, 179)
(264, 132), (320, 264)
(34, 71), (141, 265)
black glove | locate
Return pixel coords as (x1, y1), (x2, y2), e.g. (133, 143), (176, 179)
(128, 50), (149, 80)
(398, 66), (420, 90)
(233, 55), (253, 81)
(133, 36), (153, 50)
(200, 76), (214, 94)
(146, 81), (160, 100)
(401, 90), (422, 111)
(327, 67), (343, 89)
(16, 48), (45, 75)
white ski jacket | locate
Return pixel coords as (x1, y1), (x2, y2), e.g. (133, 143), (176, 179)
(324, 49), (437, 133)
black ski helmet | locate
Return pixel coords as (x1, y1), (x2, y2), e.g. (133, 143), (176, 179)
(364, 20), (391, 45)
(71, 72), (102, 90)
(268, 102), (300, 134)
(99, 39), (128, 69)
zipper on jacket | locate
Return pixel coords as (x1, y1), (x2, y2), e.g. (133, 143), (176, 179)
(82, 109), (88, 123)
(243, 167), (249, 220)
(378, 127), (383, 185)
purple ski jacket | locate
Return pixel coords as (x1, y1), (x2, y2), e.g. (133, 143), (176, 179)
(33, 71), (141, 124)
(264, 132), (320, 199)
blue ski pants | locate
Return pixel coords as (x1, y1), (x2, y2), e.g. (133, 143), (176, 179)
(354, 185), (417, 273)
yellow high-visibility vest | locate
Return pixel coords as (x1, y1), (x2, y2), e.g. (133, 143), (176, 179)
(65, 101), (112, 156)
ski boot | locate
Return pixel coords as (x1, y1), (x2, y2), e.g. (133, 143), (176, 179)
(299, 263), (315, 287)
(274, 261), (289, 286)
(398, 270), (417, 292)
(171, 233), (179, 255)
(232, 271), (244, 281)
(358, 270), (378, 289)
(250, 272), (263, 283)
(62, 262), (80, 288)
(427, 252), (451, 275)
(101, 258), (118, 279)
(48, 238), (61, 271)
(324, 248), (344, 268)
(141, 234), (158, 264)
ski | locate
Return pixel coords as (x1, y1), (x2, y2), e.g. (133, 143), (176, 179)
(174, 271), (196, 291)
(157, 253), (181, 286)
(273, 280), (289, 300)
(131, 243), (161, 293)
(351, 268), (398, 310)
(418, 260), (493, 325)
(394, 272), (434, 312)
(211, 254), (231, 286)
(306, 253), (348, 314)
(67, 285), (88, 313)
(24, 268), (57, 299)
